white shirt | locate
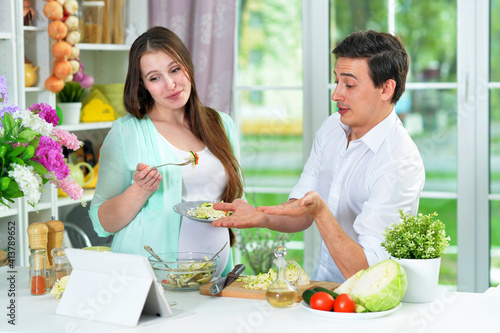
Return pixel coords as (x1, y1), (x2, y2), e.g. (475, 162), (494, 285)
(164, 140), (230, 277)
(290, 111), (425, 283)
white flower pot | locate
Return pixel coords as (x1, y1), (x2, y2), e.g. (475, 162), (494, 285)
(58, 102), (82, 125)
(394, 257), (441, 303)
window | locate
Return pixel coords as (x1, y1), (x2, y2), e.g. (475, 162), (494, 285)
(235, 0), (494, 291)
(235, 0), (304, 269)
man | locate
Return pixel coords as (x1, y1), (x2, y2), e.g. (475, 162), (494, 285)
(212, 30), (425, 283)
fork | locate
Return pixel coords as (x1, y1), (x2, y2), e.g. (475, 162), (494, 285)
(132, 160), (192, 175)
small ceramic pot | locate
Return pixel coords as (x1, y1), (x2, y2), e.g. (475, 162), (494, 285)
(395, 257), (441, 303)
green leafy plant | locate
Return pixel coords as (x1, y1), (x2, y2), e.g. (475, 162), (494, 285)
(56, 82), (88, 103)
(236, 229), (293, 274)
(381, 210), (451, 259)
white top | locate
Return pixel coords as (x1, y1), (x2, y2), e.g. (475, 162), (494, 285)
(164, 139), (230, 277)
(290, 111), (425, 283)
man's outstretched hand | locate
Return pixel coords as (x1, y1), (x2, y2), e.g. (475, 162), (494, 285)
(257, 191), (326, 219)
(213, 196), (316, 233)
(212, 199), (267, 229)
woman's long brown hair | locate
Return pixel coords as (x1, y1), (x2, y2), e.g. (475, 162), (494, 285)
(123, 26), (243, 245)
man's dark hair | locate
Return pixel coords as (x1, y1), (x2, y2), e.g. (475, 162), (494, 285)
(332, 30), (409, 104)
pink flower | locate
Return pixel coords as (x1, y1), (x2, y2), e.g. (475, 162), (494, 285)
(51, 175), (85, 204)
(31, 136), (69, 180)
(51, 128), (83, 151)
(29, 103), (59, 127)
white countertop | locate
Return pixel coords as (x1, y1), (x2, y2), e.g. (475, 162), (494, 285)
(1, 266), (499, 333)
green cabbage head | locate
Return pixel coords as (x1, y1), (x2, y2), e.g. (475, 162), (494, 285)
(336, 259), (407, 312)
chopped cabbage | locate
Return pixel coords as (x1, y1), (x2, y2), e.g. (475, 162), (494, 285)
(163, 259), (216, 288)
(334, 269), (365, 295)
(50, 275), (71, 299)
(237, 264), (310, 290)
(336, 259), (407, 312)
(187, 202), (230, 220)
(237, 269), (277, 290)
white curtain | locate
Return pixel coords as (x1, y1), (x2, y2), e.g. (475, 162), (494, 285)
(148, 0), (236, 115)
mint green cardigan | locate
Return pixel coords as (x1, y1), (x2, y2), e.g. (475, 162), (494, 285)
(89, 111), (240, 275)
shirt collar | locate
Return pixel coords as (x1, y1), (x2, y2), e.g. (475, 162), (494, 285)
(339, 110), (398, 153)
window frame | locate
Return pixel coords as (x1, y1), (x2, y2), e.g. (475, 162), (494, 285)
(234, 0), (492, 292)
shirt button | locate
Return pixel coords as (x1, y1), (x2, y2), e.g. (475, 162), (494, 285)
(322, 262), (326, 267)
(338, 154), (344, 159)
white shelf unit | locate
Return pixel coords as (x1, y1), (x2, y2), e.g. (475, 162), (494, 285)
(0, 0), (55, 267)
(0, 0), (148, 266)
(0, 0), (20, 108)
(78, 43), (131, 51)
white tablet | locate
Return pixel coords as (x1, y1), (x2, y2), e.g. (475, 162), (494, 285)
(56, 248), (172, 327)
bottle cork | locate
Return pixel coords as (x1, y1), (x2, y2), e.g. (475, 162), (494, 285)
(27, 222), (49, 268)
(46, 220), (64, 267)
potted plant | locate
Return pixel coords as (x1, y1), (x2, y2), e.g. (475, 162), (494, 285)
(56, 82), (89, 125)
(381, 210), (451, 303)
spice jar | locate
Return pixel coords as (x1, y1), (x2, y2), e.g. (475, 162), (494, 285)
(48, 247), (72, 289)
(29, 249), (47, 295)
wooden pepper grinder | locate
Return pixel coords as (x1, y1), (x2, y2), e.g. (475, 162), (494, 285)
(45, 219), (64, 267)
(27, 222), (49, 268)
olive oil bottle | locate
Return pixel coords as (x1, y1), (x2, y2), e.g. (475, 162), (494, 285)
(265, 246), (302, 308)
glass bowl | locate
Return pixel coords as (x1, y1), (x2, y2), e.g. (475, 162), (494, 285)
(148, 252), (220, 290)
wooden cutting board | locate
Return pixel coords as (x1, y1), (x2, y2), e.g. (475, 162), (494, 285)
(200, 280), (340, 302)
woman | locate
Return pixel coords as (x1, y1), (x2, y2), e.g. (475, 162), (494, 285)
(89, 26), (244, 276)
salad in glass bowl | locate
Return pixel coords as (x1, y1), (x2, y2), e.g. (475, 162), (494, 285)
(148, 252), (220, 290)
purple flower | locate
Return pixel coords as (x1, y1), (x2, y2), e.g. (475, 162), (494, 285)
(29, 103), (59, 127)
(0, 76), (8, 104)
(0, 104), (21, 119)
(31, 136), (69, 180)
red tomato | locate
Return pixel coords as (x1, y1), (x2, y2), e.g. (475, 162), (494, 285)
(333, 293), (356, 313)
(310, 292), (335, 311)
